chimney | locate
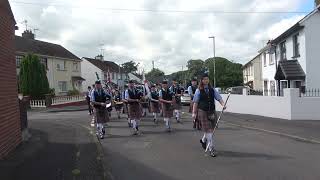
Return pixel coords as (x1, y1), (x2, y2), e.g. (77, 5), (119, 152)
(316, 0), (320, 7)
(95, 54), (104, 60)
(22, 30), (35, 39)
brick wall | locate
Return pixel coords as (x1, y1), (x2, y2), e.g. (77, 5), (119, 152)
(0, 1), (21, 159)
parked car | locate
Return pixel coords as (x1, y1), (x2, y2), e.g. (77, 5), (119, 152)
(215, 87), (222, 94)
(225, 86), (263, 95)
(181, 90), (191, 105)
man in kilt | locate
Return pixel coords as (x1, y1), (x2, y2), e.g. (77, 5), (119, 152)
(91, 81), (112, 139)
(122, 85), (131, 127)
(192, 74), (226, 157)
(169, 79), (183, 123)
(150, 84), (160, 124)
(159, 80), (175, 132)
(188, 79), (201, 130)
(113, 89), (123, 119)
(125, 80), (143, 135)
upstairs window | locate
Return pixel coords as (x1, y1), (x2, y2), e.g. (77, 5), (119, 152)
(280, 41), (287, 61)
(293, 34), (300, 58)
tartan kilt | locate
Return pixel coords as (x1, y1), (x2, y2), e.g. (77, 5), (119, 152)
(128, 103), (142, 119)
(95, 107), (110, 124)
(162, 103), (173, 118)
(150, 102), (160, 113)
(141, 101), (149, 108)
(197, 109), (217, 132)
(173, 102), (182, 110)
(115, 103), (123, 111)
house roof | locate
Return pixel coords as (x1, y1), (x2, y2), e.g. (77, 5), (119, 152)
(15, 36), (81, 60)
(0, 0), (16, 24)
(243, 53), (261, 68)
(274, 60), (305, 80)
(272, 23), (304, 44)
(83, 57), (122, 72)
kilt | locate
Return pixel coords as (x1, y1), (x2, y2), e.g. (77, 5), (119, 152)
(141, 102), (149, 108)
(150, 102), (160, 113)
(95, 107), (110, 124)
(115, 102), (123, 111)
(123, 102), (128, 114)
(173, 102), (182, 110)
(162, 103), (173, 118)
(128, 103), (142, 119)
(197, 109), (217, 132)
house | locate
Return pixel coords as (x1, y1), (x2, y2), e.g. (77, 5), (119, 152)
(260, 3), (320, 96)
(81, 55), (127, 91)
(242, 53), (263, 90)
(0, 0), (21, 159)
(15, 31), (84, 95)
(128, 72), (143, 84)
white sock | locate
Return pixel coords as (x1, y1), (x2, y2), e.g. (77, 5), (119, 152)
(206, 133), (214, 151)
(164, 118), (169, 127)
(131, 119), (137, 129)
(176, 111), (180, 119)
(154, 113), (157, 119)
(202, 133), (206, 142)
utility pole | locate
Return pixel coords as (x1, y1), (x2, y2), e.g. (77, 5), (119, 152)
(152, 61), (155, 70)
(209, 36), (216, 88)
(22, 20), (28, 31)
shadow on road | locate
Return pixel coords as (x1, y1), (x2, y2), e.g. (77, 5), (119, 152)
(217, 150), (290, 160)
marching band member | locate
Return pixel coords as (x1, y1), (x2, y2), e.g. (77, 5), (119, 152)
(159, 80), (175, 132)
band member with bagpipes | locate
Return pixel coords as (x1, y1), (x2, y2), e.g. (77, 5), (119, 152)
(188, 78), (201, 130)
(169, 79), (183, 123)
(86, 86), (93, 115)
(125, 80), (143, 135)
(90, 84), (96, 127)
(150, 84), (160, 124)
(91, 80), (112, 139)
(192, 73), (226, 157)
(159, 80), (175, 132)
(122, 85), (131, 127)
(139, 86), (149, 117)
(113, 89), (123, 119)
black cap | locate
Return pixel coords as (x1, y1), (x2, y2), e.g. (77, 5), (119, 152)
(129, 80), (134, 83)
(162, 80), (168, 84)
(88, 86), (91, 89)
(151, 84), (156, 88)
(192, 78), (197, 81)
(95, 80), (101, 84)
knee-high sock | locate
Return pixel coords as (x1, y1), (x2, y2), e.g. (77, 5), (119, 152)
(176, 110), (180, 119)
(131, 119), (137, 129)
(206, 133), (214, 151)
(153, 113), (157, 119)
(164, 118), (169, 128)
(96, 123), (103, 132)
(202, 133), (206, 142)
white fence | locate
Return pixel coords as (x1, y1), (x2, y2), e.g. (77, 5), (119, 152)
(217, 88), (320, 120)
(30, 100), (46, 108)
(51, 95), (85, 105)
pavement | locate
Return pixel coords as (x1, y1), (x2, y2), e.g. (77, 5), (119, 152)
(0, 110), (106, 180)
(1, 106), (320, 180)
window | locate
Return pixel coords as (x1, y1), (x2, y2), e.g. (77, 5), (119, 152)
(264, 80), (268, 96)
(40, 57), (48, 69)
(16, 55), (23, 68)
(269, 53), (274, 65)
(263, 53), (267, 67)
(112, 72), (115, 80)
(293, 34), (300, 58)
(58, 81), (67, 92)
(73, 62), (79, 72)
(270, 81), (275, 96)
(57, 61), (66, 71)
(280, 41), (287, 61)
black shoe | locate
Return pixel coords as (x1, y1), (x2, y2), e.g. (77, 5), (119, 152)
(210, 149), (217, 157)
(200, 139), (206, 150)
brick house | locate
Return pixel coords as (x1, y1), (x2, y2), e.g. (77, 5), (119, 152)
(0, 0), (21, 159)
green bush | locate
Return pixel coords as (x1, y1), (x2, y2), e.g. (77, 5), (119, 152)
(67, 89), (80, 96)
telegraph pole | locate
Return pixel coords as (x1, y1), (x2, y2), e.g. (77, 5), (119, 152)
(209, 36), (216, 88)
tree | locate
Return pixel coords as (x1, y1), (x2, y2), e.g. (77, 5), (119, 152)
(205, 57), (243, 89)
(121, 61), (139, 74)
(19, 54), (49, 99)
(187, 59), (205, 80)
(145, 68), (165, 83)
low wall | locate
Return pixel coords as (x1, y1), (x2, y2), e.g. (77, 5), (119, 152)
(216, 88), (320, 120)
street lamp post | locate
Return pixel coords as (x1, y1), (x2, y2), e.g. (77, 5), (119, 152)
(209, 36), (216, 88)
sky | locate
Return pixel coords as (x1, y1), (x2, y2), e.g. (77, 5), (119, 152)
(9, 0), (316, 74)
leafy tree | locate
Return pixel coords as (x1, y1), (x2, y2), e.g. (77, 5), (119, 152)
(187, 59), (205, 80)
(146, 68), (165, 83)
(19, 54), (49, 99)
(205, 57), (243, 88)
(121, 61), (139, 74)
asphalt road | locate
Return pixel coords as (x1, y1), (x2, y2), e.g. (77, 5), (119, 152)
(26, 107), (320, 180)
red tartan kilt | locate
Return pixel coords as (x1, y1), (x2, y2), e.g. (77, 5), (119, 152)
(128, 103), (142, 119)
(197, 109), (216, 131)
(150, 102), (160, 113)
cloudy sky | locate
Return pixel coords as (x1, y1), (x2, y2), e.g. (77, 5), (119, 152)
(9, 0), (315, 74)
